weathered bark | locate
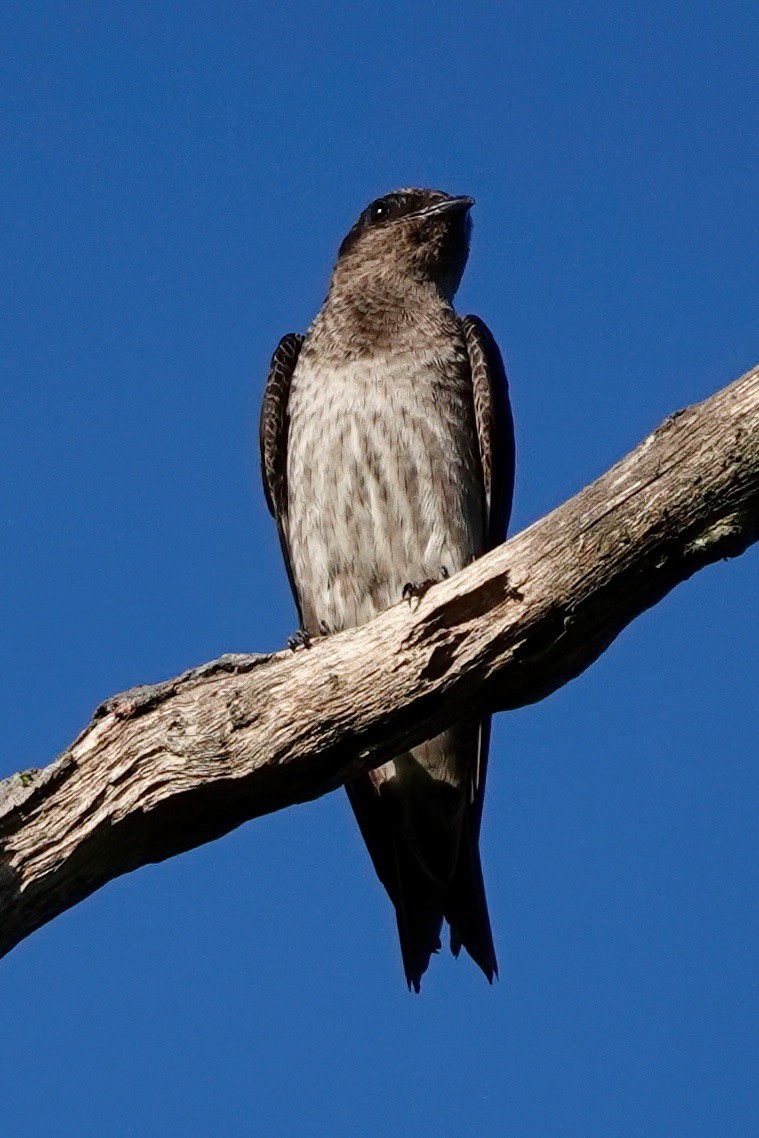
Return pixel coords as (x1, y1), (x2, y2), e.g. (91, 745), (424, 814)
(1, 363), (757, 960)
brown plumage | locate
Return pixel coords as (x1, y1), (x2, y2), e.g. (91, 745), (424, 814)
(259, 188), (515, 990)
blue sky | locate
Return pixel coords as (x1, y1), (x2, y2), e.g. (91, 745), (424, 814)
(1, 3), (757, 1135)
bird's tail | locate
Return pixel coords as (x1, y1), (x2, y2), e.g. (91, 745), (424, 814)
(389, 831), (445, 994)
(391, 811), (497, 991)
(444, 812), (498, 983)
(346, 765), (497, 992)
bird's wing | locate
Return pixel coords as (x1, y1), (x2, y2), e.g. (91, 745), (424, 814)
(259, 332), (305, 621)
(460, 314), (516, 838)
(461, 314), (516, 548)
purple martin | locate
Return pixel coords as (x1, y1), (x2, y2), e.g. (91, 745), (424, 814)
(260, 188), (515, 991)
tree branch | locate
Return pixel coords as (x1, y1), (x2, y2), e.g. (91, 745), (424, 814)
(1, 363), (757, 960)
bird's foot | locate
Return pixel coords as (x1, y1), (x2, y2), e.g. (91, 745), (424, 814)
(287, 628), (312, 651)
(402, 567), (449, 607)
(402, 579), (434, 604)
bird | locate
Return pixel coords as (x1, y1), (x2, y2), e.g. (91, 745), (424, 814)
(259, 188), (515, 991)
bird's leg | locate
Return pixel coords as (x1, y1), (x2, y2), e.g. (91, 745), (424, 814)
(402, 565), (449, 605)
(287, 628), (312, 651)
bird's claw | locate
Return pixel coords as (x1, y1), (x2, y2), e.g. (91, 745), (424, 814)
(402, 566), (450, 606)
(287, 628), (312, 651)
(402, 579), (435, 605)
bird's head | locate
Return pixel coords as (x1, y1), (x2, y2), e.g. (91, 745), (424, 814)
(333, 188), (474, 301)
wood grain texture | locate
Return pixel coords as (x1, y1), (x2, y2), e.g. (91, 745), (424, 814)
(1, 362), (757, 960)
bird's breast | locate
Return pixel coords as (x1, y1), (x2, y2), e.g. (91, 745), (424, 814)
(285, 344), (484, 633)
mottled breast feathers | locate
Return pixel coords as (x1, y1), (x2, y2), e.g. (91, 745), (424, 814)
(259, 317), (514, 558)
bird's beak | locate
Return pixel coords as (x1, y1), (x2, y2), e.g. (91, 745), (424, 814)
(415, 195), (475, 219)
(446, 195), (475, 211)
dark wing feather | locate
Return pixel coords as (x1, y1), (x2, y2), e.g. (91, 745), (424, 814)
(463, 311), (516, 825)
(442, 316), (516, 970)
(461, 314), (516, 548)
(259, 333), (303, 519)
(461, 313), (516, 817)
(259, 333), (305, 620)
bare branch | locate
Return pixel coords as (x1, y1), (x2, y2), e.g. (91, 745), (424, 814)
(1, 363), (757, 960)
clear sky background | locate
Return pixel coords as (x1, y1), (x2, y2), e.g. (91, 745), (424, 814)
(1, 3), (757, 1136)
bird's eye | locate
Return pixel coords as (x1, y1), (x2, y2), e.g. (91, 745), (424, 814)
(368, 198), (390, 223)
